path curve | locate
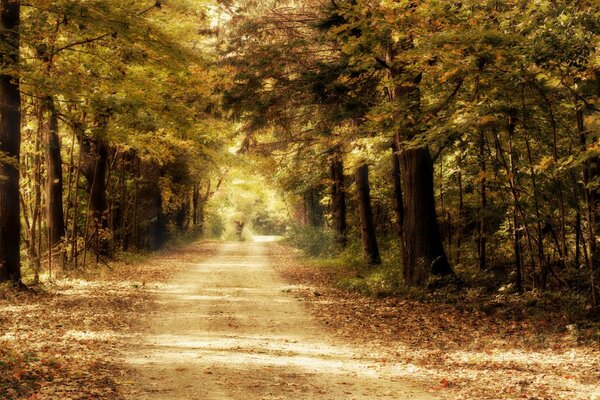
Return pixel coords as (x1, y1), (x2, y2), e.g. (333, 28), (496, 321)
(122, 239), (436, 400)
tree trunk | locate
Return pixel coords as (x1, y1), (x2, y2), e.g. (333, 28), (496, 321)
(154, 189), (166, 250)
(81, 135), (109, 256)
(330, 148), (347, 248)
(399, 146), (453, 285)
(507, 111), (524, 292)
(304, 186), (325, 227)
(192, 182), (199, 227)
(355, 164), (380, 265)
(389, 64), (453, 285)
(42, 96), (66, 248)
(391, 142), (404, 240)
(456, 152), (464, 265)
(579, 108), (599, 309)
(0, 0), (21, 283)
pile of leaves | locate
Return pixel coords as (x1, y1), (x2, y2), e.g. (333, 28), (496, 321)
(271, 245), (600, 400)
(0, 242), (218, 400)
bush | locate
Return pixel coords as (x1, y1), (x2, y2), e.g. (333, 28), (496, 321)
(284, 224), (338, 257)
(205, 213), (225, 238)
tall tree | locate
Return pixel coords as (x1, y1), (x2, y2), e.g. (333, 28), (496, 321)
(41, 96), (66, 249)
(355, 163), (380, 265)
(0, 0), (21, 283)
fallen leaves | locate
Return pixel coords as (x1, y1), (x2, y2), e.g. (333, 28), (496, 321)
(0, 241), (219, 400)
(271, 244), (600, 400)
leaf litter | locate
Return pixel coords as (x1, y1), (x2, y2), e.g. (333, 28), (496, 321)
(269, 244), (600, 400)
(0, 241), (219, 400)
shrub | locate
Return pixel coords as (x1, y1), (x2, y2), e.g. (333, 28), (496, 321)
(284, 224), (338, 257)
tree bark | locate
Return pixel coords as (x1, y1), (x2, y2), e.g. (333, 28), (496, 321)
(154, 174), (166, 249)
(507, 111), (524, 292)
(391, 142), (404, 240)
(0, 0), (21, 283)
(579, 108), (599, 309)
(192, 182), (199, 227)
(330, 148), (347, 248)
(42, 96), (66, 248)
(398, 146), (453, 285)
(304, 186), (325, 227)
(389, 66), (453, 285)
(81, 134), (109, 256)
(355, 164), (380, 265)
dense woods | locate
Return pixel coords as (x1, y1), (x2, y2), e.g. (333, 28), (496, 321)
(0, 0), (599, 318)
(0, 0), (234, 282)
(221, 0), (600, 312)
(0, 1), (599, 399)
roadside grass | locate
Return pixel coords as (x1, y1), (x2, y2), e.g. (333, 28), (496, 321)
(283, 226), (599, 343)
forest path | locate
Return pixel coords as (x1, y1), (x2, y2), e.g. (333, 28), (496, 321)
(121, 238), (436, 400)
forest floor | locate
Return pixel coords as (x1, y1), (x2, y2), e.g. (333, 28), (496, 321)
(0, 239), (598, 399)
(271, 245), (600, 400)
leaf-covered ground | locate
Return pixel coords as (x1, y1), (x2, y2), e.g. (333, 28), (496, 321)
(0, 242), (219, 400)
(270, 245), (600, 400)
(2, 240), (598, 399)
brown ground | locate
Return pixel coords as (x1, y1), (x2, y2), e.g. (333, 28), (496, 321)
(270, 244), (600, 400)
(1, 239), (598, 399)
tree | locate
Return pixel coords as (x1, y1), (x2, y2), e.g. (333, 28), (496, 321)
(0, 0), (21, 283)
(355, 163), (380, 265)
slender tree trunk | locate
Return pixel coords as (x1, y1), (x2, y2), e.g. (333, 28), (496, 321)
(0, 0), (21, 283)
(192, 182), (199, 227)
(304, 187), (325, 227)
(507, 111), (524, 292)
(154, 183), (166, 250)
(70, 121), (84, 268)
(81, 135), (109, 256)
(575, 213), (582, 289)
(355, 164), (380, 265)
(579, 108), (599, 309)
(330, 148), (347, 248)
(521, 89), (547, 289)
(197, 199), (206, 236)
(456, 152), (464, 265)
(41, 96), (66, 249)
(391, 142), (404, 240)
(475, 69), (488, 271)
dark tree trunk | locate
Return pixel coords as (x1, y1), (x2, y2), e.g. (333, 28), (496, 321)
(478, 129), (487, 271)
(0, 0), (21, 283)
(304, 186), (325, 227)
(330, 148), (347, 248)
(81, 135), (109, 256)
(42, 96), (66, 247)
(355, 164), (380, 265)
(388, 65), (453, 285)
(197, 200), (206, 236)
(175, 198), (190, 231)
(398, 147), (453, 285)
(579, 108), (599, 309)
(391, 142), (404, 240)
(192, 182), (199, 227)
(154, 190), (166, 249)
(507, 110), (524, 292)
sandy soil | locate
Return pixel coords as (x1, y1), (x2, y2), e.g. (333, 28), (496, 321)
(121, 239), (436, 400)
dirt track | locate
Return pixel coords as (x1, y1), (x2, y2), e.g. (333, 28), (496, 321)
(122, 239), (436, 399)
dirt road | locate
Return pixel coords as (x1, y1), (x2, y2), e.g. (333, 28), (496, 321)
(122, 239), (436, 399)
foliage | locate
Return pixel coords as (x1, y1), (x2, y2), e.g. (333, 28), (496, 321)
(284, 224), (337, 258)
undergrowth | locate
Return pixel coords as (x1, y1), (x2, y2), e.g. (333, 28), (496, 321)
(285, 227), (599, 341)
